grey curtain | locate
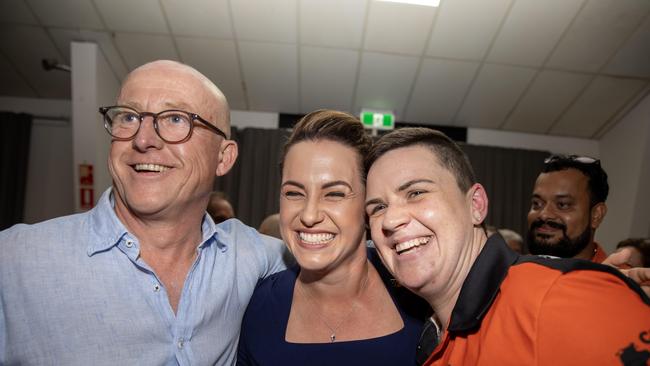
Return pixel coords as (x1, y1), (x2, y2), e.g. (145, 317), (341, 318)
(462, 143), (549, 244)
(216, 127), (548, 243)
(1, 112), (32, 230)
(214, 127), (291, 228)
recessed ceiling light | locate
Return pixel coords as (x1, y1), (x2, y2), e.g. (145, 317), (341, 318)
(376, 0), (440, 7)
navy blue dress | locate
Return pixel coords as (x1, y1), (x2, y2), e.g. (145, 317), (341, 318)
(237, 248), (429, 366)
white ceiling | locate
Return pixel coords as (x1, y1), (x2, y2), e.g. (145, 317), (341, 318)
(0, 0), (648, 139)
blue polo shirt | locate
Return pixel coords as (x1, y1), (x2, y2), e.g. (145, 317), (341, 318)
(0, 188), (287, 365)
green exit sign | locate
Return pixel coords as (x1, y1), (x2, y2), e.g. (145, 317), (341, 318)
(360, 110), (395, 130)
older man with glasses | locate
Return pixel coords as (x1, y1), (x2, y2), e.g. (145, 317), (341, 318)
(526, 154), (609, 262)
(0, 60), (287, 365)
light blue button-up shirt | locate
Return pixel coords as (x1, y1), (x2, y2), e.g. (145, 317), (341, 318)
(0, 189), (287, 365)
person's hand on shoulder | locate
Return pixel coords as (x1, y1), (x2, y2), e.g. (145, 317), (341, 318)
(603, 248), (650, 297)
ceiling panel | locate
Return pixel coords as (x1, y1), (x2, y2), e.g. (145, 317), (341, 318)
(427, 0), (511, 60)
(0, 52), (37, 97)
(113, 33), (179, 69)
(95, 0), (168, 34)
(239, 41), (298, 112)
(27, 0), (103, 29)
(48, 29), (129, 80)
(364, 1), (436, 56)
(354, 52), (418, 117)
(231, 0), (296, 43)
(79, 30), (129, 80)
(550, 76), (646, 137)
(503, 70), (592, 133)
(299, 0), (365, 49)
(487, 0), (582, 67)
(547, 0), (650, 73)
(300, 46), (358, 113)
(0, 0), (647, 140)
(455, 63), (535, 128)
(405, 58), (479, 124)
(0, 25), (70, 98)
(47, 28), (81, 64)
(604, 15), (650, 78)
(176, 37), (246, 110)
(161, 0), (233, 38)
(0, 0), (38, 24)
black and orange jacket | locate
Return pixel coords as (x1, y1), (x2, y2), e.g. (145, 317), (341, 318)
(425, 235), (650, 366)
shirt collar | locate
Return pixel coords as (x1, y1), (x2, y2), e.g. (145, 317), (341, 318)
(86, 188), (226, 256)
(448, 233), (519, 332)
(87, 188), (129, 256)
(201, 213), (228, 252)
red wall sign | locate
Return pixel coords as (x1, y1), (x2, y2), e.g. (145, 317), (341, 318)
(79, 164), (94, 210)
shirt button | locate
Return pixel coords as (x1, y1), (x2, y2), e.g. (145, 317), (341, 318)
(125, 240), (133, 248)
(153, 284), (160, 292)
(177, 338), (185, 349)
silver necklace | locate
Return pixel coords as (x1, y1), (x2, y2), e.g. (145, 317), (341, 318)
(297, 264), (370, 342)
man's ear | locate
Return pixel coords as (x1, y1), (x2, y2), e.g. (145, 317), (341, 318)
(216, 140), (238, 177)
(590, 202), (607, 230)
(468, 183), (489, 225)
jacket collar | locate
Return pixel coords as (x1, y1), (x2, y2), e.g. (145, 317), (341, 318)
(448, 233), (519, 332)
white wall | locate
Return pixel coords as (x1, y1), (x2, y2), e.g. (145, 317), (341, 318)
(231, 110), (278, 129)
(597, 93), (650, 252)
(633, 126), (650, 238)
(467, 128), (600, 157)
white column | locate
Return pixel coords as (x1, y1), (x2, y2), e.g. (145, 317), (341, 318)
(70, 42), (119, 212)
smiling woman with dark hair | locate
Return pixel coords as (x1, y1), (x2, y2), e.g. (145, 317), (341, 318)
(237, 110), (428, 366)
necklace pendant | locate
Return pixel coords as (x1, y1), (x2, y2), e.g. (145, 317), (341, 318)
(330, 334), (336, 342)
